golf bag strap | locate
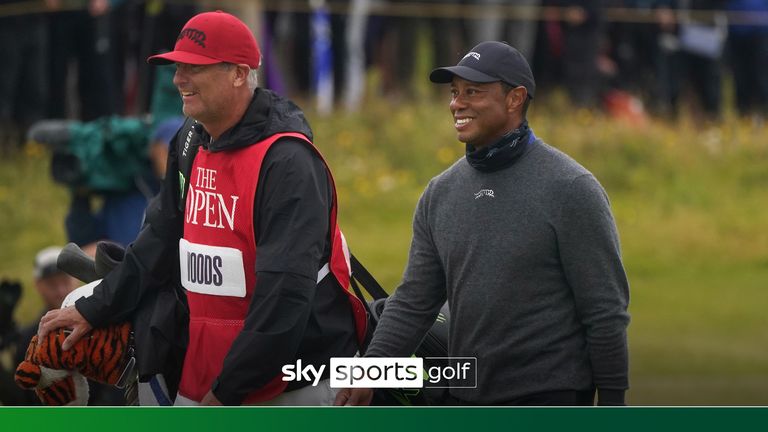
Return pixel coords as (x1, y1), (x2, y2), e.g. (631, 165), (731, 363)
(350, 254), (388, 300)
(176, 118), (203, 212)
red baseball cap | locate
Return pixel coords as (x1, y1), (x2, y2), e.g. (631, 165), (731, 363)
(148, 10), (261, 69)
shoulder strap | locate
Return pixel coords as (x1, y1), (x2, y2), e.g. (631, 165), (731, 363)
(176, 118), (203, 212)
(349, 254), (389, 301)
(348, 253), (388, 354)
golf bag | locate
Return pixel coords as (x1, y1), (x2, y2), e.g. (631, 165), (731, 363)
(348, 255), (451, 406)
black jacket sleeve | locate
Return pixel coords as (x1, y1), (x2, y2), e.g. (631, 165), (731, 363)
(74, 131), (185, 327)
(212, 138), (332, 405)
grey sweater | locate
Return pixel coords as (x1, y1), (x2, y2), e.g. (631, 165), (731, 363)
(365, 139), (630, 404)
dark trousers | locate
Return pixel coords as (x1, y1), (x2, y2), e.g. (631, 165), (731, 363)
(447, 389), (596, 406)
(0, 15), (48, 151)
(728, 32), (768, 115)
(47, 10), (117, 121)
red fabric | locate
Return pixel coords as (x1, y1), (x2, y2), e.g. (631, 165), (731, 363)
(147, 11), (261, 68)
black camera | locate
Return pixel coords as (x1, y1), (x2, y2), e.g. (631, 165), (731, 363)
(28, 117), (152, 192)
(0, 279), (22, 349)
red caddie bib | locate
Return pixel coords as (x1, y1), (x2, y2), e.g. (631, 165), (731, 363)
(177, 132), (367, 403)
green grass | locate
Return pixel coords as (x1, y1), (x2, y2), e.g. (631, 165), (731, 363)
(0, 143), (71, 319)
(2, 96), (767, 405)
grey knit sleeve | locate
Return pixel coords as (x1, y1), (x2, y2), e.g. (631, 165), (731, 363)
(557, 174), (631, 398)
(364, 184), (448, 358)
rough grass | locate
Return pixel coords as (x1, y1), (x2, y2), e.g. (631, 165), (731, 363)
(2, 97), (766, 405)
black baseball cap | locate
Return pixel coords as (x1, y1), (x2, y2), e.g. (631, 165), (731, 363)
(429, 41), (535, 99)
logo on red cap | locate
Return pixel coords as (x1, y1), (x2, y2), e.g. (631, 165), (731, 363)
(178, 28), (207, 48)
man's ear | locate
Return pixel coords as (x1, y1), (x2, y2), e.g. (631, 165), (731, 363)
(233, 64), (250, 88)
(506, 86), (528, 113)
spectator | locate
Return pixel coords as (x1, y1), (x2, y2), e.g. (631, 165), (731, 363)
(725, 0), (768, 116)
(465, 0), (541, 61)
(131, 1), (197, 113)
(654, 0), (728, 119)
(45, 0), (119, 121)
(376, 0), (465, 102)
(554, 0), (607, 108)
(0, 0), (48, 153)
(60, 116), (159, 248)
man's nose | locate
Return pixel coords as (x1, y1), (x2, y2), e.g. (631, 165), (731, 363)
(450, 94), (467, 111)
(173, 68), (186, 86)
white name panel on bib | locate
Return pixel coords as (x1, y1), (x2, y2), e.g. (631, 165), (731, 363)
(179, 238), (247, 297)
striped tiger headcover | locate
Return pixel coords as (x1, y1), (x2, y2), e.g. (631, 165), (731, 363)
(14, 334), (89, 405)
(14, 323), (133, 405)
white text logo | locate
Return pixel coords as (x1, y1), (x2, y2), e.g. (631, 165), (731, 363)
(474, 189), (495, 199)
(463, 52), (481, 61)
(185, 167), (239, 230)
(281, 360), (326, 387)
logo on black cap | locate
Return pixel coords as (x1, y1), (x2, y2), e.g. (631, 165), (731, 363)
(463, 52), (481, 61)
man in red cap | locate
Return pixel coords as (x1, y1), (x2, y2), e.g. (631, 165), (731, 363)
(39, 10), (367, 406)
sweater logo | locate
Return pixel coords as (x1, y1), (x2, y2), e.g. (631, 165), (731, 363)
(474, 189), (495, 199)
(185, 167), (240, 231)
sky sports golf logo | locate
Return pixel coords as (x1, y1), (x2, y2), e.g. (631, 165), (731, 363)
(281, 357), (477, 389)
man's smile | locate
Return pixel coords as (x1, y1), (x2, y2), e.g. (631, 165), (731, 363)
(455, 116), (473, 130)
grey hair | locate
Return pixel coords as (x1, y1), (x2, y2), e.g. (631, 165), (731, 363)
(247, 68), (259, 91)
(219, 63), (258, 91)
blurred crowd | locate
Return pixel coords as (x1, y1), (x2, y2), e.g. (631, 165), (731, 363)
(1, 1), (766, 248)
(2, 0), (767, 155)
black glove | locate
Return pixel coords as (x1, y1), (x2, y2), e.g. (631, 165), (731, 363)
(0, 279), (22, 348)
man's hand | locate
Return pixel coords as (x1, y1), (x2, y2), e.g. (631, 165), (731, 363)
(38, 306), (93, 351)
(201, 390), (222, 406)
(333, 388), (373, 406)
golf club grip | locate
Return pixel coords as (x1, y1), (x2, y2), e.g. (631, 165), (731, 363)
(57, 243), (99, 283)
